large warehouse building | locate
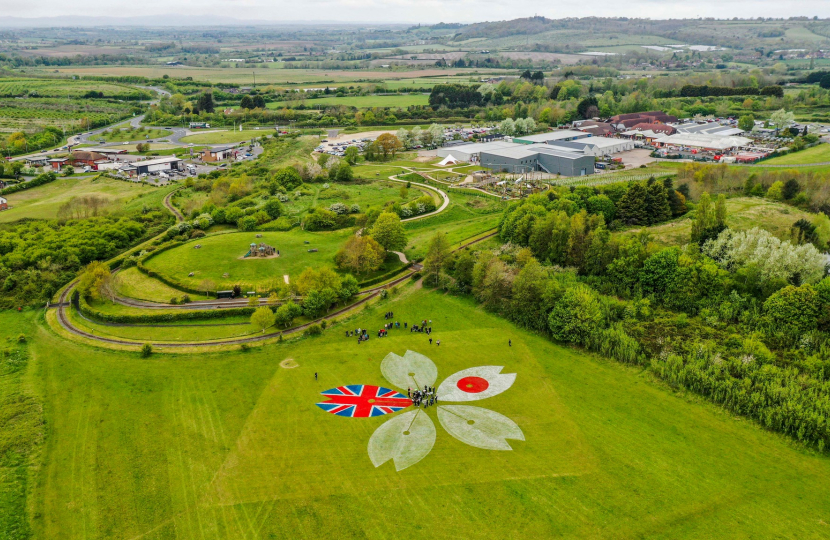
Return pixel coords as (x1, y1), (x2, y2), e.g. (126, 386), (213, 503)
(548, 137), (635, 156)
(479, 144), (595, 176)
(512, 130), (590, 144)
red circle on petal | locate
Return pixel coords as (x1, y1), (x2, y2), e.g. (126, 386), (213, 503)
(457, 376), (489, 393)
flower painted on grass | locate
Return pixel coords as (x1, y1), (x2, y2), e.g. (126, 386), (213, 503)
(315, 350), (524, 471)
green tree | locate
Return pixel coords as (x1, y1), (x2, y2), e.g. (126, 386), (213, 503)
(738, 114), (755, 132)
(615, 183), (648, 225)
(422, 232), (452, 285)
(690, 192), (727, 244)
(763, 284), (820, 336)
(198, 92), (215, 113)
(334, 235), (386, 274)
(548, 285), (603, 345)
(769, 108), (794, 135)
(767, 180), (784, 201)
(275, 300), (303, 327)
(336, 162), (354, 182)
(645, 180), (671, 225)
(273, 167), (302, 190)
(344, 146), (359, 165)
(251, 306), (276, 333)
(586, 194), (615, 223)
(369, 212), (407, 251)
(264, 198), (284, 219)
(338, 274), (360, 304)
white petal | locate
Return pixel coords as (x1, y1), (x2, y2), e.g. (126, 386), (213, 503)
(380, 350), (438, 391)
(436, 366), (516, 402)
(437, 405), (524, 451)
(367, 410), (436, 471)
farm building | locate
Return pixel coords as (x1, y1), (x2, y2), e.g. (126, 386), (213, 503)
(547, 137), (634, 156)
(480, 144), (595, 176)
(0, 196), (7, 211)
(573, 121), (615, 136)
(200, 146), (235, 162)
(512, 130), (590, 144)
(653, 134), (753, 152)
(133, 156), (183, 175)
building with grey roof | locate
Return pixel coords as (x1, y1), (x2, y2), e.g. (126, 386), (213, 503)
(435, 141), (516, 162)
(480, 144), (595, 176)
(512, 130), (590, 144)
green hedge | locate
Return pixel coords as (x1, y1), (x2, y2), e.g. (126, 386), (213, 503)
(358, 264), (413, 288)
(78, 295), (256, 323)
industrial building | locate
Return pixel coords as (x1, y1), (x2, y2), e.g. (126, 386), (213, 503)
(479, 144), (595, 176)
(674, 122), (745, 137)
(653, 133), (753, 152)
(512, 130), (590, 144)
(548, 137), (634, 156)
(435, 141), (517, 163)
(132, 156), (183, 175)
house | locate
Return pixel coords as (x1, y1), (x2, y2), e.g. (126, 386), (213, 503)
(133, 156), (182, 175)
(0, 196), (7, 211)
(48, 158), (68, 170)
(200, 146), (235, 162)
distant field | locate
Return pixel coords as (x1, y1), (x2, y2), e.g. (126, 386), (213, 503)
(0, 78), (150, 100)
(179, 129), (274, 144)
(0, 176), (174, 223)
(30, 65), (493, 85)
(0, 97), (136, 134)
(621, 197), (814, 246)
(269, 94), (429, 109)
(761, 144), (830, 165)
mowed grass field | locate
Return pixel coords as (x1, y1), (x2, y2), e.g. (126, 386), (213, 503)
(620, 197), (814, 246)
(144, 229), (353, 290)
(268, 94), (429, 109)
(20, 288), (830, 538)
(96, 127), (172, 142)
(761, 143), (830, 165)
(0, 176), (176, 223)
(180, 129), (274, 144)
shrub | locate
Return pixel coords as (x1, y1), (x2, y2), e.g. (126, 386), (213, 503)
(305, 324), (323, 336)
(140, 343), (153, 357)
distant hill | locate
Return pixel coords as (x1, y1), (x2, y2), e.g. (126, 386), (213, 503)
(450, 16), (564, 40)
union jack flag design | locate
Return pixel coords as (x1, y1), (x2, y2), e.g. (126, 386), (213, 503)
(316, 385), (412, 418)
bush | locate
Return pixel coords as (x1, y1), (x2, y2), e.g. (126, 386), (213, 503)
(140, 343), (153, 357)
(304, 324), (323, 336)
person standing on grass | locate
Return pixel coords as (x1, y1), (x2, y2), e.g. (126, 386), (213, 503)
(509, 339), (512, 347)
(315, 372), (318, 381)
(429, 338), (433, 345)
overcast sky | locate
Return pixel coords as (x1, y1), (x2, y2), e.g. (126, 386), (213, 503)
(5, 0), (830, 24)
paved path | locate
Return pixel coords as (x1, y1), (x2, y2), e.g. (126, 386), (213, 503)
(388, 174), (450, 222)
(390, 251), (409, 264)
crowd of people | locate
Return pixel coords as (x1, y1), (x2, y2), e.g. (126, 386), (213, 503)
(408, 385), (438, 408)
(343, 313), (441, 347)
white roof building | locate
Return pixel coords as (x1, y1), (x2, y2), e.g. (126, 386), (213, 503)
(653, 134), (753, 151)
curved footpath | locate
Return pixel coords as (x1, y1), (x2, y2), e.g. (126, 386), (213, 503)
(54, 231), (498, 349)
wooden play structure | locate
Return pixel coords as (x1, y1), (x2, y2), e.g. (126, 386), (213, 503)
(245, 242), (278, 258)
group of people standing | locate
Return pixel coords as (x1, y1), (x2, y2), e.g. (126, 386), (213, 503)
(343, 314), (438, 345)
(408, 385), (438, 408)
(347, 328), (370, 343)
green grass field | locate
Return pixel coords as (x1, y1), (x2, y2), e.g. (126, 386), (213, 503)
(621, 197), (814, 246)
(94, 128), (172, 143)
(16, 288), (830, 538)
(0, 176), (175, 223)
(761, 144), (830, 165)
(113, 267), (191, 302)
(144, 229), (354, 291)
(268, 94), (429, 109)
(180, 129), (274, 144)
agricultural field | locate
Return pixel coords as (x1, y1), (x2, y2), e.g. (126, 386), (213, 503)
(29, 65), (492, 86)
(0, 175), (176, 223)
(0, 78), (151, 100)
(268, 94), (430, 109)
(0, 97), (137, 134)
(180, 129), (276, 144)
(621, 197), (816, 246)
(143, 228), (389, 291)
(760, 144), (830, 165)
(16, 288), (830, 538)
